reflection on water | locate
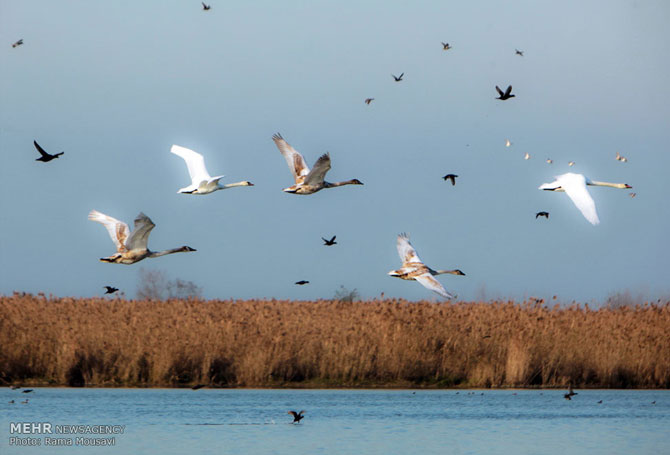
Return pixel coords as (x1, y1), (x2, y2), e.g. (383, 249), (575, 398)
(1, 389), (668, 454)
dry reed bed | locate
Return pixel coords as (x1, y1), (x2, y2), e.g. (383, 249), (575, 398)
(1, 294), (669, 388)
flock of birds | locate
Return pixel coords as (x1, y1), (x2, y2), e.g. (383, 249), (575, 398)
(11, 6), (635, 301)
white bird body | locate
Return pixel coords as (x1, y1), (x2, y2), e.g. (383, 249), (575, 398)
(272, 133), (363, 194)
(88, 210), (195, 264)
(388, 233), (464, 299)
(539, 173), (632, 225)
(170, 145), (253, 195)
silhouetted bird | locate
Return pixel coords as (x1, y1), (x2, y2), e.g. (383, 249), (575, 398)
(392, 73), (404, 82)
(566, 386), (577, 398)
(536, 211), (549, 219)
(364, 98), (374, 105)
(495, 85), (515, 100)
(34, 141), (64, 162)
(564, 394), (571, 400)
(322, 236), (337, 246)
(597, 400), (603, 404)
(21, 399), (29, 404)
(441, 42), (451, 50)
(22, 389), (33, 394)
(442, 174), (458, 186)
(202, 2), (211, 10)
(104, 286), (119, 294)
(288, 410), (305, 423)
(295, 280), (309, 285)
(515, 49), (524, 56)
(12, 39), (23, 48)
(8, 400), (14, 404)
(652, 401), (656, 405)
(191, 384), (206, 390)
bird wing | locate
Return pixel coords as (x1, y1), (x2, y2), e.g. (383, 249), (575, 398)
(88, 210), (130, 253)
(171, 145), (212, 186)
(396, 233), (423, 264)
(556, 173), (600, 225)
(495, 86), (504, 96)
(33, 141), (50, 158)
(505, 85), (513, 96)
(125, 212), (156, 250)
(304, 153), (331, 185)
(272, 133), (310, 183)
(415, 273), (455, 299)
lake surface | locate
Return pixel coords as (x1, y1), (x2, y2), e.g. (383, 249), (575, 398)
(1, 389), (668, 454)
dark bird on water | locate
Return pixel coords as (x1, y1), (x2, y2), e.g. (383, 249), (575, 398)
(495, 85), (515, 100)
(442, 174), (458, 186)
(8, 400), (14, 404)
(441, 42), (451, 50)
(364, 98), (374, 105)
(12, 39), (24, 48)
(34, 141), (64, 162)
(597, 400), (603, 404)
(295, 280), (309, 285)
(21, 399), (29, 404)
(536, 211), (549, 219)
(104, 286), (119, 294)
(392, 73), (404, 82)
(191, 384), (206, 390)
(288, 410), (305, 423)
(202, 2), (211, 10)
(322, 236), (337, 246)
(515, 49), (524, 56)
(22, 389), (33, 394)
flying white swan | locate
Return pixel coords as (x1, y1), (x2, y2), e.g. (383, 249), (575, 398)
(388, 233), (465, 299)
(170, 145), (253, 195)
(272, 133), (363, 194)
(538, 173), (632, 225)
(88, 210), (196, 264)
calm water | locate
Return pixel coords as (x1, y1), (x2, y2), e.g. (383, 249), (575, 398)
(1, 389), (668, 454)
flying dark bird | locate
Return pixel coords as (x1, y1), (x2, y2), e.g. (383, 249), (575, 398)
(295, 280), (309, 285)
(202, 2), (211, 10)
(441, 42), (451, 50)
(322, 236), (337, 246)
(536, 211), (549, 219)
(12, 39), (24, 48)
(392, 73), (404, 82)
(364, 98), (374, 105)
(565, 386), (577, 398)
(515, 49), (524, 56)
(22, 389), (33, 394)
(564, 393), (571, 400)
(104, 286), (119, 294)
(442, 174), (458, 186)
(33, 141), (64, 162)
(288, 410), (305, 423)
(597, 400), (603, 404)
(495, 85), (515, 100)
(191, 384), (206, 390)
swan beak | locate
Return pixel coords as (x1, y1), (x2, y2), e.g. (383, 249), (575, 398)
(454, 270), (466, 276)
(247, 182), (255, 186)
(283, 187), (297, 193)
(625, 184), (632, 189)
(387, 270), (400, 277)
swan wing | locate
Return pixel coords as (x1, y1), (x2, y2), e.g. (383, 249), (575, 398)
(558, 173), (600, 225)
(415, 273), (455, 299)
(125, 212), (156, 250)
(304, 153), (331, 185)
(396, 233), (423, 264)
(88, 210), (130, 253)
(171, 145), (212, 186)
(272, 133), (310, 183)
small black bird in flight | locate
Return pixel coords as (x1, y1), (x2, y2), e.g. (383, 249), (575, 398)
(295, 280), (309, 285)
(202, 2), (211, 10)
(33, 140), (64, 162)
(495, 85), (515, 100)
(515, 49), (524, 56)
(392, 73), (404, 82)
(22, 389), (33, 394)
(441, 42), (452, 50)
(288, 410), (305, 423)
(364, 98), (374, 105)
(536, 211), (549, 219)
(12, 39), (24, 48)
(442, 174), (458, 186)
(322, 236), (337, 246)
(104, 286), (119, 294)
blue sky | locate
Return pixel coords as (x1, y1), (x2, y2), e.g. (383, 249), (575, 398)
(1, 0), (668, 302)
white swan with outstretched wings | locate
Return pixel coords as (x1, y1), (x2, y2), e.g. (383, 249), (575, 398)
(171, 145), (253, 195)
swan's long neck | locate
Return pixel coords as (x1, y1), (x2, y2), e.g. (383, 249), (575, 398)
(325, 179), (363, 188)
(219, 181), (253, 189)
(588, 180), (631, 189)
(148, 246), (195, 258)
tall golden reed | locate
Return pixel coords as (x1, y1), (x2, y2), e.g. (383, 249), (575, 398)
(1, 294), (668, 388)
